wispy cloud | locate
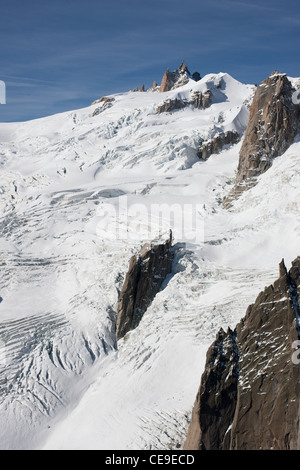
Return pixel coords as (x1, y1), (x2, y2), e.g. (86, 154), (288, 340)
(224, 0), (284, 12)
(281, 15), (300, 26)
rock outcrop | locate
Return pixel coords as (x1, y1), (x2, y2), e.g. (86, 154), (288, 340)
(116, 232), (173, 341)
(190, 90), (212, 109)
(184, 256), (300, 450)
(91, 96), (115, 116)
(157, 98), (187, 114)
(91, 96), (115, 106)
(197, 131), (240, 160)
(223, 72), (300, 206)
(132, 85), (146, 92)
(157, 89), (213, 114)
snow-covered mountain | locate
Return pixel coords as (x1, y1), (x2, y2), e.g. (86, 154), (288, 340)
(0, 65), (299, 450)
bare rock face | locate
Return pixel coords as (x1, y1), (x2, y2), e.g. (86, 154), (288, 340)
(184, 256), (300, 450)
(116, 232), (173, 341)
(197, 131), (240, 161)
(223, 72), (299, 206)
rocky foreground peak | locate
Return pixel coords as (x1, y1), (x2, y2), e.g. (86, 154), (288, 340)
(184, 256), (300, 450)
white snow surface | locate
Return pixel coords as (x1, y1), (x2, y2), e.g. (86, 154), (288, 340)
(0, 73), (299, 449)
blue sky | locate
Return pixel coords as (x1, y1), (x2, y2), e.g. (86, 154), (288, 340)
(0, 0), (299, 122)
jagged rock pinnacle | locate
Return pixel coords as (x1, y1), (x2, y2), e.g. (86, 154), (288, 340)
(159, 62), (199, 92)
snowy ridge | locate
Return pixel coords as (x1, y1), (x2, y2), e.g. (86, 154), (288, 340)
(0, 71), (299, 449)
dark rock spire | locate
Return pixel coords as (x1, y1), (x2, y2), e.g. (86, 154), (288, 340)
(116, 232), (173, 340)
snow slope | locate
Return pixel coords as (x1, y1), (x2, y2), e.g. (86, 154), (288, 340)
(0, 72), (299, 449)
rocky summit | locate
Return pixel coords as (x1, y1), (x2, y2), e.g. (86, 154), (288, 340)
(159, 61), (200, 92)
(184, 257), (300, 450)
